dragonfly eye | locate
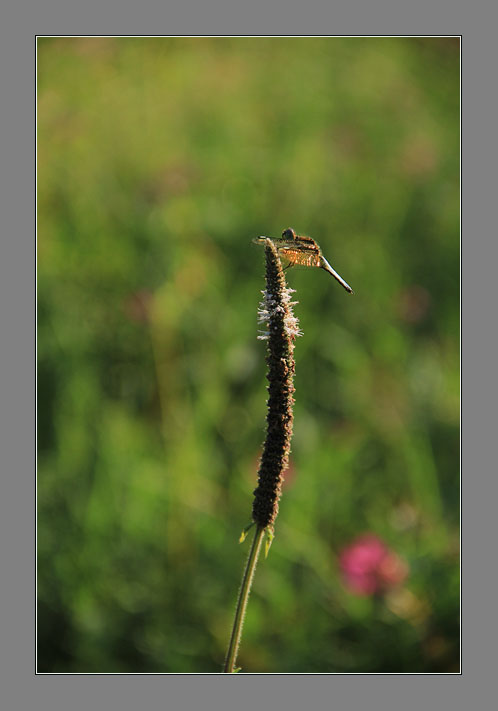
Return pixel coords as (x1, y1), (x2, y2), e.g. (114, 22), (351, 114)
(281, 228), (297, 240)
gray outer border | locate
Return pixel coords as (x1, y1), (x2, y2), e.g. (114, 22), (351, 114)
(3, 0), (494, 705)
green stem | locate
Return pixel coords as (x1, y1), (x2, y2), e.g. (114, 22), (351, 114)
(223, 525), (265, 673)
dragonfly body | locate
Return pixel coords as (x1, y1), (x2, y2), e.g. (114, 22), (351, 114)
(254, 228), (354, 294)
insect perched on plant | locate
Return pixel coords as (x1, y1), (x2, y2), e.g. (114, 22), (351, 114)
(253, 228), (354, 294)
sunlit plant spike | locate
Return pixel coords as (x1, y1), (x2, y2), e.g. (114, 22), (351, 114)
(224, 238), (298, 673)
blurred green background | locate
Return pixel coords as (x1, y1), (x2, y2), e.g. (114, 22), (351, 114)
(37, 37), (460, 673)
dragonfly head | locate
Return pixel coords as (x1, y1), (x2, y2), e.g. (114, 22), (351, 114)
(281, 228), (297, 241)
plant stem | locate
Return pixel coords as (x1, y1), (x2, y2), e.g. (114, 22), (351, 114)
(223, 238), (299, 673)
(223, 525), (265, 673)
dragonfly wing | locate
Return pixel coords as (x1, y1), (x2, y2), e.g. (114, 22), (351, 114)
(279, 245), (322, 268)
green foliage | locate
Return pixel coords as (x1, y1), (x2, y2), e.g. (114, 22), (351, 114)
(37, 37), (459, 673)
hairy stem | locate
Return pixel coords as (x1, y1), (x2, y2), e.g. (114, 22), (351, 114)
(223, 525), (265, 673)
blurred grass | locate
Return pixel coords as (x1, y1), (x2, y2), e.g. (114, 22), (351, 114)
(37, 37), (460, 673)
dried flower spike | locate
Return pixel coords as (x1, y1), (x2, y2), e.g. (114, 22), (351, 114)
(252, 238), (301, 531)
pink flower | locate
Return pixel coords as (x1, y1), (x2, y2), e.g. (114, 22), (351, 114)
(339, 534), (409, 596)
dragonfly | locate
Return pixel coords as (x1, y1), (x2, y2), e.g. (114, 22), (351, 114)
(254, 228), (354, 294)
